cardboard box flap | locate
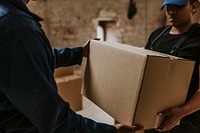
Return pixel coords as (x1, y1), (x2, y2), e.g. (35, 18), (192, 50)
(91, 40), (185, 60)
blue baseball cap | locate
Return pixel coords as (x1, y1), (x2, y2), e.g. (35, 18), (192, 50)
(161, 0), (188, 10)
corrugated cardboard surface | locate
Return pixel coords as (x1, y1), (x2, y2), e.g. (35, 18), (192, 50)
(56, 74), (82, 111)
(134, 56), (193, 128)
(82, 40), (195, 129)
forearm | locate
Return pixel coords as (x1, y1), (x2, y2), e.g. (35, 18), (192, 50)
(51, 103), (116, 133)
(52, 47), (83, 68)
(179, 89), (200, 118)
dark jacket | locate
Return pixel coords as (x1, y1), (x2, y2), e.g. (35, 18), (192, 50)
(0, 0), (116, 132)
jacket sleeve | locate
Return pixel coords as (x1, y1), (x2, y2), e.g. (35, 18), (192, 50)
(52, 47), (83, 68)
(0, 28), (116, 133)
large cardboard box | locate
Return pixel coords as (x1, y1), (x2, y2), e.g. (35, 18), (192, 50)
(82, 40), (195, 129)
(56, 74), (82, 111)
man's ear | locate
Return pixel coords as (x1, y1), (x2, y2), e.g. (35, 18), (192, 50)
(191, 1), (199, 15)
(191, 5), (197, 15)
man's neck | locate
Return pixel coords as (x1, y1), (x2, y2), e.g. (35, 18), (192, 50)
(22, 0), (29, 5)
(170, 22), (193, 35)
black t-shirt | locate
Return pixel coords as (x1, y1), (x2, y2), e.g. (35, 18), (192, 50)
(146, 24), (200, 100)
(147, 32), (182, 55)
(145, 23), (200, 129)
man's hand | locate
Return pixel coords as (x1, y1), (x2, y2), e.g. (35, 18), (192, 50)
(156, 107), (183, 132)
(115, 124), (143, 133)
(82, 38), (100, 57)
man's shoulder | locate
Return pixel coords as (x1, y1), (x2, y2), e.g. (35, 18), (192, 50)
(0, 2), (10, 18)
(193, 23), (200, 27)
(149, 25), (170, 40)
(153, 25), (170, 33)
(193, 23), (200, 31)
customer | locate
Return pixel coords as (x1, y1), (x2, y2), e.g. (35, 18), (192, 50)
(0, 0), (141, 132)
(145, 0), (200, 133)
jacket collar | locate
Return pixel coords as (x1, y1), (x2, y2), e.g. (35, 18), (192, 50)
(7, 0), (43, 21)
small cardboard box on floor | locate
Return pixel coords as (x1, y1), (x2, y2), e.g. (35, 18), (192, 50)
(54, 66), (74, 77)
(82, 40), (195, 129)
(55, 74), (82, 111)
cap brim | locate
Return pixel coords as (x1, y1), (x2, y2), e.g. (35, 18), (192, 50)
(161, 0), (188, 10)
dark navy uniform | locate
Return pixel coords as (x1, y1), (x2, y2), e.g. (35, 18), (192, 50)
(0, 0), (116, 133)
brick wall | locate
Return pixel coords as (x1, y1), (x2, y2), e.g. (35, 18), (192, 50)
(27, 0), (163, 48)
(28, 0), (200, 48)
(27, 0), (200, 75)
